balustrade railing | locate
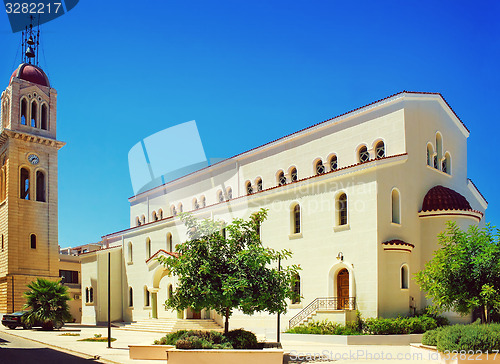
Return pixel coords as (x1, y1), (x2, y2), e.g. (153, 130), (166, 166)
(288, 297), (356, 328)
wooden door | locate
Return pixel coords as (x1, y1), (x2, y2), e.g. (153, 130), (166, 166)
(192, 310), (201, 319)
(337, 269), (349, 309)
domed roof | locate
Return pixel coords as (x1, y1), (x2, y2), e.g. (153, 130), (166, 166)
(422, 185), (472, 212)
(9, 63), (50, 87)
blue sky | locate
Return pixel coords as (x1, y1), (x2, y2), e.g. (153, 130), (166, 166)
(1, 0), (499, 247)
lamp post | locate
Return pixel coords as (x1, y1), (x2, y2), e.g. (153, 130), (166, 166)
(107, 251), (111, 348)
(277, 255), (281, 343)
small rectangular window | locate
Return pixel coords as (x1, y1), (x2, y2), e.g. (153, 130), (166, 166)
(60, 270), (79, 284)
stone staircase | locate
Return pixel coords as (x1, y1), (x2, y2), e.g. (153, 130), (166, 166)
(113, 318), (223, 333)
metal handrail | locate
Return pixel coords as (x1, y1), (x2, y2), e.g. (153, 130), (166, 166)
(288, 297), (356, 328)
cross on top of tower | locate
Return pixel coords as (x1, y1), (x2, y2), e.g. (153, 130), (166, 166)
(22, 16), (40, 66)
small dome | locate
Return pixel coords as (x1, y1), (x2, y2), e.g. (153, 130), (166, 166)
(9, 63), (50, 87)
(422, 185), (472, 212)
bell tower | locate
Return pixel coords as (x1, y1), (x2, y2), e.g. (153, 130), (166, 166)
(0, 23), (64, 313)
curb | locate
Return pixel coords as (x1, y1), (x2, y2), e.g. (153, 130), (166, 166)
(1, 329), (122, 364)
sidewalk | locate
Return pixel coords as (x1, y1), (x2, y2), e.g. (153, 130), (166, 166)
(1, 324), (438, 364)
(1, 323), (160, 364)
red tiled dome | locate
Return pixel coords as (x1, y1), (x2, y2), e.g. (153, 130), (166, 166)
(422, 185), (472, 212)
(9, 63), (50, 87)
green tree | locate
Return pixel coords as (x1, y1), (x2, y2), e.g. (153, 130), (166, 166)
(23, 278), (72, 330)
(157, 208), (300, 334)
(415, 222), (500, 323)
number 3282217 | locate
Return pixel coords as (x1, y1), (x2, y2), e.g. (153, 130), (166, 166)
(5, 2), (62, 14)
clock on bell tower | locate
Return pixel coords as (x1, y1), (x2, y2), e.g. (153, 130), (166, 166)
(0, 24), (65, 313)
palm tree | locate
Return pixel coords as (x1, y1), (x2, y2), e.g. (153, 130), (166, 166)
(23, 278), (72, 330)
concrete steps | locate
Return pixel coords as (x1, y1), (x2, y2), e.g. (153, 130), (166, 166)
(113, 318), (223, 333)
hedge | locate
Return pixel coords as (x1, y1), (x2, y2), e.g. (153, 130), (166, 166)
(287, 314), (443, 335)
(430, 324), (500, 352)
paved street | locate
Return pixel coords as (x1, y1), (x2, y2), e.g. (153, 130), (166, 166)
(0, 324), (439, 364)
(0, 331), (101, 364)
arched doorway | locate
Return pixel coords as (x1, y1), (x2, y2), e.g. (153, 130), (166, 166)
(337, 268), (349, 309)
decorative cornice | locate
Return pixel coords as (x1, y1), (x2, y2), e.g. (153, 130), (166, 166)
(418, 209), (483, 222)
(382, 239), (414, 253)
(1, 129), (65, 149)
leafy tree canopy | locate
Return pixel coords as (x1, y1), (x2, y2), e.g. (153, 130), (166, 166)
(415, 222), (500, 323)
(157, 208), (300, 333)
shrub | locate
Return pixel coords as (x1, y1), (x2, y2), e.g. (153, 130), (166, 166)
(225, 329), (259, 349)
(176, 336), (212, 349)
(421, 327), (444, 346)
(286, 320), (364, 335)
(436, 324), (500, 352)
(364, 315), (438, 335)
(364, 317), (400, 335)
(154, 330), (188, 345)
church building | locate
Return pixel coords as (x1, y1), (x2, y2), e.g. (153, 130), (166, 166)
(0, 28), (64, 314)
(80, 91), (487, 330)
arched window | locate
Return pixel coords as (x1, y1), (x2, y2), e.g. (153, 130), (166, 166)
(436, 133), (443, 163)
(158, 209), (163, 219)
(193, 198), (199, 209)
(20, 98), (27, 125)
(256, 178), (263, 191)
(20, 167), (30, 200)
(129, 287), (133, 307)
(358, 146), (369, 163)
(292, 204), (301, 234)
(217, 190), (224, 202)
(337, 193), (348, 226)
(30, 234), (36, 249)
(136, 217), (140, 226)
(375, 141), (385, 159)
(391, 189), (401, 224)
(89, 287), (94, 302)
(85, 288), (89, 303)
(200, 195), (206, 208)
(171, 205), (177, 216)
(128, 242), (133, 263)
(315, 160), (325, 175)
(1, 168), (5, 201)
(226, 187), (232, 199)
(144, 287), (150, 307)
(291, 273), (301, 304)
(246, 181), (253, 195)
(290, 167), (298, 182)
(178, 203), (183, 213)
(41, 104), (48, 130)
(401, 265), (409, 289)
(168, 284), (173, 299)
(443, 153), (451, 174)
(329, 155), (338, 171)
(146, 238), (151, 258)
(167, 233), (173, 252)
(426, 144), (433, 166)
(2, 98), (10, 127)
(141, 215), (146, 224)
(31, 100), (37, 127)
(277, 171), (286, 186)
(36, 171), (46, 202)
(152, 211), (158, 221)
